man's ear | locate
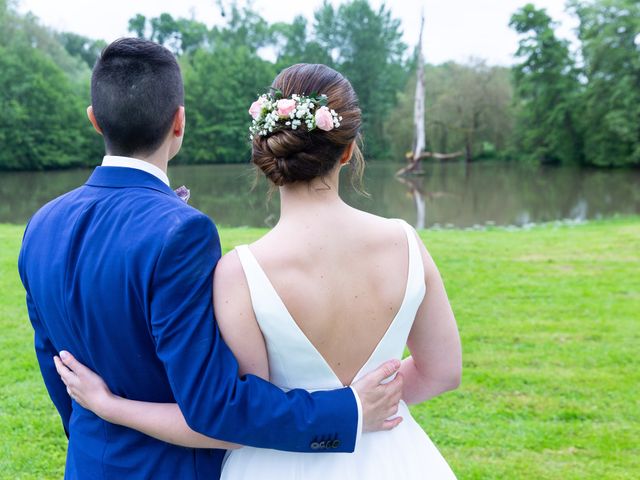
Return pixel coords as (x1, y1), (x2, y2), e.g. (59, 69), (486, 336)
(86, 106), (103, 135)
(173, 106), (185, 137)
(340, 141), (356, 165)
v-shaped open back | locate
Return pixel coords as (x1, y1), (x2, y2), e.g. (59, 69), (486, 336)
(235, 219), (426, 391)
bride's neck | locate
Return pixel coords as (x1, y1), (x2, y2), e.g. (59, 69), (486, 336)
(278, 175), (346, 220)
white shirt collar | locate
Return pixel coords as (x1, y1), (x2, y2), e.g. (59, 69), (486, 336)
(101, 156), (170, 187)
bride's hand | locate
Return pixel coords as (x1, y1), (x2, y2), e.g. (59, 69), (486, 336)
(54, 351), (117, 420)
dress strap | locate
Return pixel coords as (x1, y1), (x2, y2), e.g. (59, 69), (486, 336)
(395, 219), (425, 289)
(234, 244), (278, 312)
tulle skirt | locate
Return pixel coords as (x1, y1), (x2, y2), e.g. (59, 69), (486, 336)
(221, 402), (456, 479)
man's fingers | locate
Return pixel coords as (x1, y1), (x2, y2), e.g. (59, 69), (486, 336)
(383, 372), (404, 397)
(369, 359), (401, 385)
(381, 416), (403, 431)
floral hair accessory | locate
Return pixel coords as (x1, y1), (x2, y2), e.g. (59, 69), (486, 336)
(248, 90), (342, 139)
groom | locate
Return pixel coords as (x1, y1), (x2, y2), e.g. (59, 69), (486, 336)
(18, 38), (403, 478)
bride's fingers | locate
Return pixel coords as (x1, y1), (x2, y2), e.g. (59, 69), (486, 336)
(59, 351), (92, 379)
(54, 356), (75, 386)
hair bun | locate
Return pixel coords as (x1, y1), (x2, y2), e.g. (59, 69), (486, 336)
(253, 130), (319, 186)
(251, 63), (364, 187)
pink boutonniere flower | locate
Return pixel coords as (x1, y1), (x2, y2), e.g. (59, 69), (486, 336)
(174, 185), (191, 203)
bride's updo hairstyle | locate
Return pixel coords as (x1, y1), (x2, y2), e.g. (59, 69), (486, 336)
(252, 63), (365, 190)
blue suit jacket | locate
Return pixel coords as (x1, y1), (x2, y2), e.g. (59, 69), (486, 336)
(18, 166), (358, 479)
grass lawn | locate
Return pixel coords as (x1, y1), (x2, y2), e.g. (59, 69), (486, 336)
(1, 218), (639, 479)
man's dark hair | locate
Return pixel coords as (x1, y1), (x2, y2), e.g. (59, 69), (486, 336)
(91, 38), (184, 156)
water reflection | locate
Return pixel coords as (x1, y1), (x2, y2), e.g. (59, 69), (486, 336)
(1, 161), (638, 227)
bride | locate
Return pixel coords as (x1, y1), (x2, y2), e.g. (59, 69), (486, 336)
(55, 63), (462, 479)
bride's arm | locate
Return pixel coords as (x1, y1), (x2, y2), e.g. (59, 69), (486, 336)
(400, 230), (462, 405)
(54, 353), (238, 449)
(213, 249), (269, 380)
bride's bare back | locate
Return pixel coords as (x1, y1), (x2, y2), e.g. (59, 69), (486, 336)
(248, 207), (409, 386)
(215, 189), (460, 408)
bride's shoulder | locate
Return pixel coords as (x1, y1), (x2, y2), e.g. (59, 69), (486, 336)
(213, 248), (255, 314)
(350, 209), (415, 239)
(349, 210), (430, 259)
(214, 248), (248, 291)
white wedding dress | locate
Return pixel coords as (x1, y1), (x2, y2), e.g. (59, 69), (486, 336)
(221, 220), (456, 479)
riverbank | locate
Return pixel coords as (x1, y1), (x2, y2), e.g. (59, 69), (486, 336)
(1, 218), (638, 478)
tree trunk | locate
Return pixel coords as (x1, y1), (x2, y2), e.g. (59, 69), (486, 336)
(396, 10), (465, 177)
(412, 13), (426, 162)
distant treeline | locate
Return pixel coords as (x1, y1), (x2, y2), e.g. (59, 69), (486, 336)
(0, 0), (638, 170)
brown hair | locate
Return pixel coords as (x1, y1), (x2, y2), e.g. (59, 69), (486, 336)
(252, 64), (365, 191)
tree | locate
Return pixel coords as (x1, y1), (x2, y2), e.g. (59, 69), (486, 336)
(569, 0), (640, 166)
(128, 14), (147, 38)
(179, 43), (276, 164)
(510, 4), (584, 165)
(128, 13), (208, 56)
(0, 0), (101, 170)
(385, 61), (514, 163)
(313, 0), (408, 159)
(0, 44), (96, 169)
(271, 16), (332, 70)
(57, 32), (106, 68)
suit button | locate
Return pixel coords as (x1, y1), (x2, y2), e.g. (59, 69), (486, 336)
(310, 442), (320, 450)
(318, 441), (326, 449)
(331, 440), (341, 449)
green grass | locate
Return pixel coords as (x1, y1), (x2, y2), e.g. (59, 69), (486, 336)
(1, 218), (639, 479)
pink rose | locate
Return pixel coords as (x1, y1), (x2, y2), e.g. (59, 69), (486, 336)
(315, 106), (334, 131)
(248, 98), (265, 120)
(276, 98), (297, 117)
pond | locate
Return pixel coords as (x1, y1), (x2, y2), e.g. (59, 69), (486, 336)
(1, 161), (639, 229)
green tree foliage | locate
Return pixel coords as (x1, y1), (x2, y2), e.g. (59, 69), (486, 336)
(0, 44), (95, 169)
(569, 0), (640, 166)
(510, 4), (584, 164)
(2, 0), (638, 170)
(510, 0), (639, 167)
(385, 61), (514, 161)
(128, 13), (209, 55)
(271, 16), (333, 69)
(313, 0), (407, 158)
(0, 1), (100, 170)
(179, 44), (276, 164)
(176, 5), (277, 164)
(56, 32), (106, 69)
(131, 1), (406, 163)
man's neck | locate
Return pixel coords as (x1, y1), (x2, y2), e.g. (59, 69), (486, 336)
(133, 153), (169, 176)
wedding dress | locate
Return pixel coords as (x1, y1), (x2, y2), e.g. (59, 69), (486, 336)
(221, 220), (456, 479)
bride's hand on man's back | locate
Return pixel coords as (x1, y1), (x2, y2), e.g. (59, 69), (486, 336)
(54, 351), (116, 420)
(352, 359), (404, 432)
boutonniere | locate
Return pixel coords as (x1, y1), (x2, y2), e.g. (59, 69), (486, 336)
(174, 185), (191, 203)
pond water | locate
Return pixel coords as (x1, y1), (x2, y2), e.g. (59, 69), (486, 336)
(1, 161), (638, 229)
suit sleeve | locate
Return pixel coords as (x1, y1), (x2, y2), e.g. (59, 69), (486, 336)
(18, 242), (72, 437)
(149, 212), (358, 452)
